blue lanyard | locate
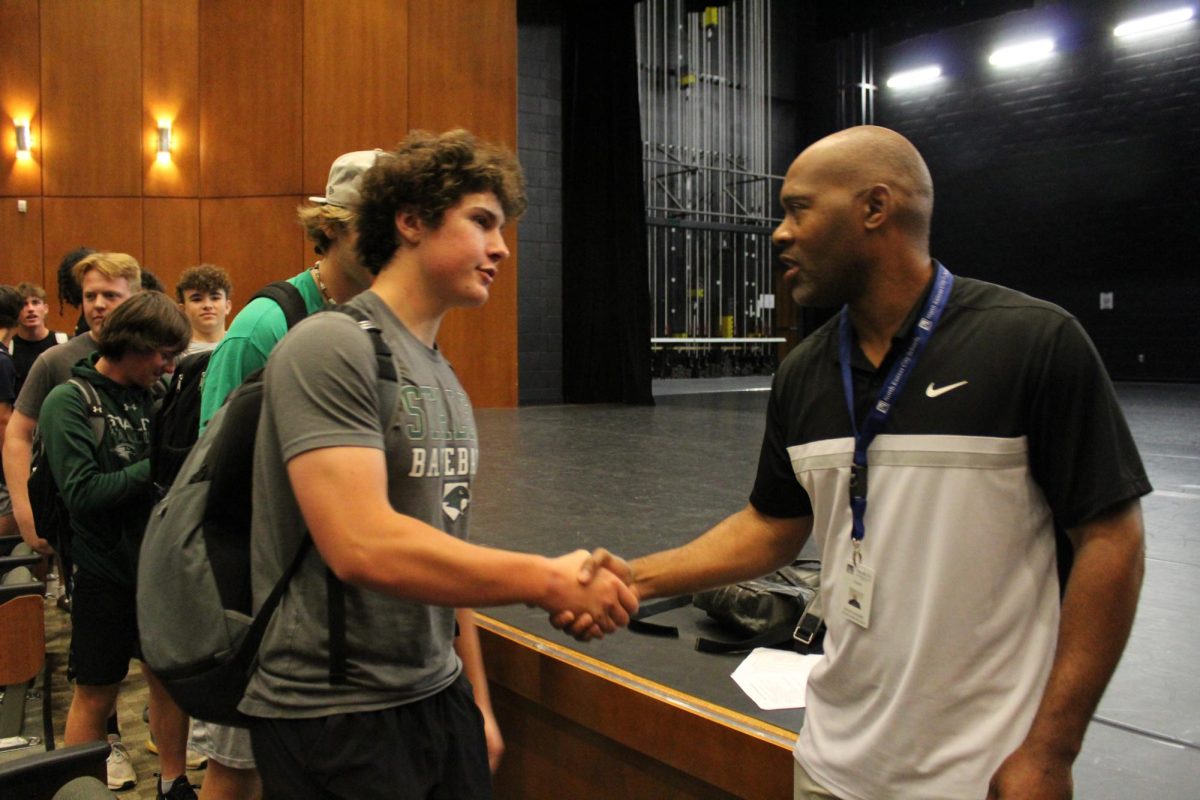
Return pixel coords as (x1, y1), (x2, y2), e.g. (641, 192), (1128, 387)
(839, 263), (954, 547)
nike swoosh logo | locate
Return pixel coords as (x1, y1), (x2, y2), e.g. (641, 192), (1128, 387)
(925, 380), (968, 398)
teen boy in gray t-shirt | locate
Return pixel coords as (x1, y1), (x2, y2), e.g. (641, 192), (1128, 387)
(242, 129), (638, 799)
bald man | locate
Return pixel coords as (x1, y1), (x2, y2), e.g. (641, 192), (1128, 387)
(566, 126), (1148, 800)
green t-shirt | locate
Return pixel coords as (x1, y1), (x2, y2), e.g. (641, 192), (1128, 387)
(198, 269), (326, 430)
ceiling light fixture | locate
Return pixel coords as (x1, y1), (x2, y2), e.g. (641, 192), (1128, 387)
(886, 65), (943, 90)
(1114, 7), (1195, 38)
(989, 38), (1055, 68)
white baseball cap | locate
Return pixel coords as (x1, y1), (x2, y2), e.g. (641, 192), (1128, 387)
(309, 149), (384, 207)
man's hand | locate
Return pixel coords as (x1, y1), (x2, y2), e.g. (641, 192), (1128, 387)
(576, 547), (633, 586)
(29, 536), (55, 556)
(987, 744), (1073, 800)
(988, 500), (1142, 800)
(549, 548), (636, 641)
(540, 550), (637, 638)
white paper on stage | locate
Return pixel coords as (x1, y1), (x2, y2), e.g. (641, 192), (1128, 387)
(730, 647), (822, 710)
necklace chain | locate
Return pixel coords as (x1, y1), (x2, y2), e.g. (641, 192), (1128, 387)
(313, 262), (334, 304)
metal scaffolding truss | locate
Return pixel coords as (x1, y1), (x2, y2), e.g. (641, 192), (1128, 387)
(636, 0), (783, 374)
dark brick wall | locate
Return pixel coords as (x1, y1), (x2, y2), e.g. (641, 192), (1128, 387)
(517, 4), (564, 404)
(876, 0), (1200, 381)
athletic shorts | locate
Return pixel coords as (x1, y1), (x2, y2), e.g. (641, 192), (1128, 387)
(189, 720), (256, 770)
(68, 570), (140, 686)
(249, 674), (491, 800)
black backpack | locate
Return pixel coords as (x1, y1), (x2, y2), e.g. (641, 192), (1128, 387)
(137, 305), (400, 726)
(149, 281), (308, 496)
(27, 377), (106, 580)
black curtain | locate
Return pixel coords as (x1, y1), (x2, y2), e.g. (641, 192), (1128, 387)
(561, 1), (654, 405)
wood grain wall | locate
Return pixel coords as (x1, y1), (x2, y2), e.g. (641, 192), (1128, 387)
(0, 0), (520, 407)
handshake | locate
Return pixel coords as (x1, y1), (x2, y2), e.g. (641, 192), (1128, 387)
(541, 548), (636, 642)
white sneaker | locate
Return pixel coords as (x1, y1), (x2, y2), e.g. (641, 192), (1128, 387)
(107, 740), (137, 791)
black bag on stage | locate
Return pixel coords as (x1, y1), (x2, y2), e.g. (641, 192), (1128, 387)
(629, 559), (825, 655)
(692, 559), (824, 653)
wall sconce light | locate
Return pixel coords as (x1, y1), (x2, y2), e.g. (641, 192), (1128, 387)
(15, 121), (32, 160)
(156, 119), (172, 164)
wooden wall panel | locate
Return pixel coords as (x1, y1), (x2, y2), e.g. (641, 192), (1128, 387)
(438, 234), (520, 408)
(407, 0), (517, 145)
(144, 0), (200, 197)
(409, 0), (519, 408)
(7, 0), (521, 405)
(143, 199), (200, 291)
(42, 198), (144, 330)
(303, 0), (410, 195)
(199, 197), (308, 313)
(0, 198), (44, 287)
(0, 0), (42, 196)
(199, 0), (302, 197)
(41, 0), (142, 197)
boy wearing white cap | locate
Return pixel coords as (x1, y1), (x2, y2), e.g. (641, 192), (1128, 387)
(198, 149), (383, 430)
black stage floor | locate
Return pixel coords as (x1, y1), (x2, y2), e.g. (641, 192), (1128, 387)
(471, 380), (1200, 799)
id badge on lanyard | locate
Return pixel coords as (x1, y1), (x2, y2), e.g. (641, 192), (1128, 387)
(837, 263), (954, 628)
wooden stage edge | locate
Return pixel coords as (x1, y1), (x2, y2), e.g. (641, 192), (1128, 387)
(477, 614), (796, 800)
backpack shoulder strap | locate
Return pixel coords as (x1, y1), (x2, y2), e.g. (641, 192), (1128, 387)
(314, 303), (404, 686)
(249, 280), (309, 330)
(329, 304), (407, 386)
(171, 348), (215, 390)
(66, 377), (106, 445)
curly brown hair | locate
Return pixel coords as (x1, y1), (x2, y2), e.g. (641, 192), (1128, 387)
(175, 264), (233, 302)
(356, 129), (527, 275)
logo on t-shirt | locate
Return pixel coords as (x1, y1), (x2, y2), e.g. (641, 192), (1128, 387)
(925, 380), (969, 398)
(113, 442), (140, 462)
(442, 482), (471, 522)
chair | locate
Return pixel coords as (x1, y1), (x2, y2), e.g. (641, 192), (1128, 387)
(0, 741), (111, 800)
(0, 571), (97, 800)
(0, 592), (46, 739)
(0, 550), (42, 576)
(0, 538), (51, 584)
(0, 563), (45, 605)
(0, 533), (23, 555)
(52, 775), (118, 800)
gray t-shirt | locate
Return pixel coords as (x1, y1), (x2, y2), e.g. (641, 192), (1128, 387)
(240, 291), (477, 718)
(14, 333), (98, 419)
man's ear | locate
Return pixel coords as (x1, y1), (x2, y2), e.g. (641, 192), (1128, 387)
(863, 184), (891, 231)
(395, 209), (423, 246)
